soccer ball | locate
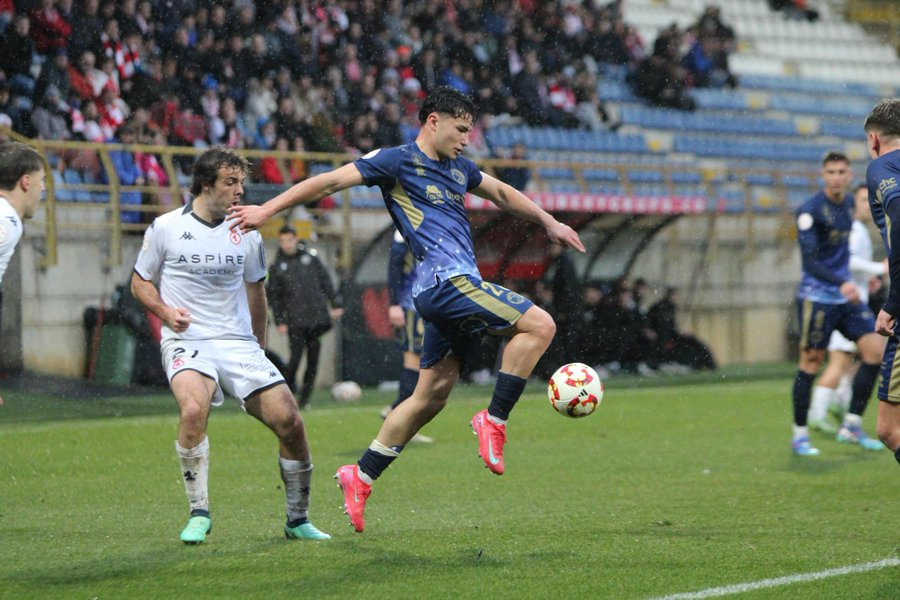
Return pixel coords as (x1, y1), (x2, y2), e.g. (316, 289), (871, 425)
(547, 363), (603, 418)
(331, 380), (362, 404)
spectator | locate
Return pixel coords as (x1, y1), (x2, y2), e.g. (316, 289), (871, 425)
(647, 287), (716, 371)
(67, 50), (98, 103)
(69, 0), (102, 58)
(33, 48), (71, 107)
(496, 142), (531, 190)
(0, 80), (27, 133)
(1, 14), (36, 97)
(258, 137), (293, 185)
(31, 85), (70, 140)
(30, 0), (72, 56)
(266, 225), (344, 408)
(104, 123), (145, 224)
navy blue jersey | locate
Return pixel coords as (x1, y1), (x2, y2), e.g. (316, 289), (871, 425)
(795, 191), (853, 304)
(355, 143), (484, 297)
(867, 149), (900, 315)
(388, 229), (416, 311)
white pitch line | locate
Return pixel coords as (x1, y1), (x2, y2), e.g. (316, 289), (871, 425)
(648, 558), (900, 600)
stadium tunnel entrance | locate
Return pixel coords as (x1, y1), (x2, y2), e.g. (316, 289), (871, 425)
(339, 207), (683, 386)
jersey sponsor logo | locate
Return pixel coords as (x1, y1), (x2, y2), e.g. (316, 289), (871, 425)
(797, 213), (814, 231)
(177, 253), (245, 265)
(425, 184), (445, 204)
(451, 168), (466, 185)
(879, 177), (897, 194)
(230, 230), (241, 245)
(180, 232), (196, 240)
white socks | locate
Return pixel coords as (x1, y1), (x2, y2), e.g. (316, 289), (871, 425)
(809, 386), (836, 422)
(175, 436), (210, 513)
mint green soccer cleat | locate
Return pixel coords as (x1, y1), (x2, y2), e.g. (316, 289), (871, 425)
(284, 521), (332, 540)
(180, 515), (211, 544)
(836, 426), (884, 451)
(791, 436), (820, 456)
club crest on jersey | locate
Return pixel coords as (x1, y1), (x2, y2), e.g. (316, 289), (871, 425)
(230, 230), (241, 244)
(451, 169), (466, 185)
(506, 291), (527, 304)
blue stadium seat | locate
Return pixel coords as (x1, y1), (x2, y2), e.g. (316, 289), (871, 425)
(670, 171), (703, 184)
(780, 174), (812, 188)
(583, 168), (619, 182)
(628, 170), (664, 184)
(746, 173), (774, 186)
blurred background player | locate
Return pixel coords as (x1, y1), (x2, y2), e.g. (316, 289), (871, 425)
(0, 141), (44, 407)
(380, 228), (433, 443)
(266, 224), (343, 409)
(228, 86), (584, 532)
(808, 183), (886, 434)
(131, 147), (330, 544)
(863, 98), (900, 466)
(790, 151), (884, 456)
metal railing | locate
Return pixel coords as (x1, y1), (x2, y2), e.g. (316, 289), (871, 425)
(1, 129), (818, 271)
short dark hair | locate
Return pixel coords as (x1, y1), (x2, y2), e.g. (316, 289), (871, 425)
(822, 151), (849, 165)
(855, 182), (868, 194)
(0, 141), (43, 190)
(864, 98), (900, 138)
(190, 146), (249, 196)
(278, 224), (296, 236)
(418, 85), (477, 125)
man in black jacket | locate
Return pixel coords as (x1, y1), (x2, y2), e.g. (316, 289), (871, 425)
(267, 225), (343, 408)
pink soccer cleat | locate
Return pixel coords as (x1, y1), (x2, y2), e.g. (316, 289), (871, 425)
(334, 464), (372, 532)
(471, 409), (507, 475)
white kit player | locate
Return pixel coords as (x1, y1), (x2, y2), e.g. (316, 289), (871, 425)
(130, 147), (330, 544)
(809, 183), (887, 434)
(0, 141), (44, 408)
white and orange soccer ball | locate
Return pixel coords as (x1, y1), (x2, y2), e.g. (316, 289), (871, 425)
(547, 363), (603, 418)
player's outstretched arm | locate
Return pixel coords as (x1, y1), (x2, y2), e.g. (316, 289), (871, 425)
(228, 163), (365, 232)
(474, 172), (585, 252)
(130, 272), (192, 334)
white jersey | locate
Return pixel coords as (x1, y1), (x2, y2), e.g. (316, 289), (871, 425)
(0, 196), (24, 285)
(847, 219), (884, 305)
(133, 203), (267, 344)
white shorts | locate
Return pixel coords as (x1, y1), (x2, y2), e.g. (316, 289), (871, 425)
(161, 339), (285, 406)
(827, 329), (857, 354)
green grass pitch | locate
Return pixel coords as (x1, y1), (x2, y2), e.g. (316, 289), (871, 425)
(0, 365), (897, 599)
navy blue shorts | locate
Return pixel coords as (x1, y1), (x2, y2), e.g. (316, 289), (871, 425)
(878, 323), (900, 402)
(796, 298), (875, 350)
(414, 275), (534, 369)
(395, 307), (425, 355)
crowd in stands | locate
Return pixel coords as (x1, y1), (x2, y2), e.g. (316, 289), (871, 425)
(536, 274), (717, 378)
(0, 0), (744, 189)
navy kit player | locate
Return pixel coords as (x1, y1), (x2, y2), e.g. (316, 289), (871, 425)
(0, 141), (44, 408)
(131, 147), (330, 543)
(380, 228), (434, 444)
(863, 98), (900, 466)
(229, 86), (585, 532)
(791, 151), (884, 456)
(808, 183), (886, 433)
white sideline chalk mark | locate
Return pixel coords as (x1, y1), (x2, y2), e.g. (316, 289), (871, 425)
(648, 558), (900, 600)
